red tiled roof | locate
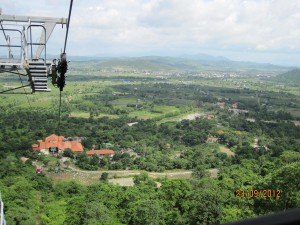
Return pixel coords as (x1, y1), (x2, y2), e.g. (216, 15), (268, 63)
(70, 142), (83, 152)
(86, 150), (115, 155)
(217, 102), (225, 106)
(45, 134), (64, 143)
(36, 135), (83, 152)
(32, 144), (39, 151)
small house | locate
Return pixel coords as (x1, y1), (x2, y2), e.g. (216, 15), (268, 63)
(217, 102), (225, 108)
(32, 144), (39, 151)
(86, 149), (115, 159)
(207, 135), (218, 143)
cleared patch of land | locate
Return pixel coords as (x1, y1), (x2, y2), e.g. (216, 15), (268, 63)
(109, 178), (134, 186)
(69, 111), (118, 119)
(46, 171), (102, 185)
(209, 168), (219, 178)
(175, 112), (205, 122)
(45, 167), (223, 186)
(219, 145), (235, 157)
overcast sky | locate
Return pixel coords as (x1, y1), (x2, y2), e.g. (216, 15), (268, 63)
(1, 0), (300, 66)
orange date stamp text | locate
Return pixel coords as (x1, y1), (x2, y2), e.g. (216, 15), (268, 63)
(234, 189), (282, 199)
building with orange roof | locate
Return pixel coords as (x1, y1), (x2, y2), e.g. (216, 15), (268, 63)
(217, 102), (225, 108)
(32, 144), (39, 151)
(86, 149), (115, 158)
(35, 134), (83, 153)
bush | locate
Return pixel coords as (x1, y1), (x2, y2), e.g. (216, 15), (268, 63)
(100, 172), (109, 181)
(63, 148), (74, 158)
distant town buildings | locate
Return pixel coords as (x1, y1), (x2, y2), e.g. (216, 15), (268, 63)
(216, 102), (238, 109)
(127, 122), (139, 126)
(207, 135), (219, 144)
(217, 102), (225, 108)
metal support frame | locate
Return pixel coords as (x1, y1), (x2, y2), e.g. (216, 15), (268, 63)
(0, 13), (67, 93)
(0, 14), (67, 24)
(36, 22), (56, 59)
(0, 192), (6, 225)
(0, 28), (22, 65)
(0, 14), (67, 64)
(27, 24), (47, 62)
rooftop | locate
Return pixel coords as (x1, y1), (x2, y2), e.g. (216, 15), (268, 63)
(86, 150), (115, 155)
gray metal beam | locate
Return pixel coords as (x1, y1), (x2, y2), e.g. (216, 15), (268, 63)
(35, 22), (56, 59)
(0, 14), (67, 24)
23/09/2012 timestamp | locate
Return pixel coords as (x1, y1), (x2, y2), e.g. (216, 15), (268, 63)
(234, 189), (283, 199)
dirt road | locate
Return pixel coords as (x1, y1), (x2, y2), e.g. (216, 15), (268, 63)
(67, 165), (193, 177)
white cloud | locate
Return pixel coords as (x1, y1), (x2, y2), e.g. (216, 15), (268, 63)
(1, 0), (300, 65)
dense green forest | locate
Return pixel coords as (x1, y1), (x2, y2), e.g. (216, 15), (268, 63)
(0, 63), (300, 224)
(1, 143), (300, 224)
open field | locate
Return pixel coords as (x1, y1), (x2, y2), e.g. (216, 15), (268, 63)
(287, 109), (300, 119)
(109, 178), (135, 186)
(45, 169), (193, 186)
(1, 64), (299, 124)
(69, 111), (119, 119)
(219, 145), (235, 157)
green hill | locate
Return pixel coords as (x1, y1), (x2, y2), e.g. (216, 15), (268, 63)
(276, 69), (300, 82)
(70, 55), (288, 73)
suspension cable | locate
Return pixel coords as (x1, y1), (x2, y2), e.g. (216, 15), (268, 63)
(57, 90), (62, 146)
(0, 22), (9, 42)
(1, 22), (13, 58)
(0, 84), (31, 94)
(63, 0), (73, 54)
(57, 0), (73, 142)
(0, 70), (27, 76)
(17, 69), (32, 108)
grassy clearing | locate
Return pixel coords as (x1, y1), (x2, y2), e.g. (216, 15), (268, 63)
(219, 145), (235, 157)
(128, 110), (161, 119)
(128, 105), (189, 120)
(286, 108), (300, 119)
(46, 171), (101, 186)
(109, 178), (135, 186)
(156, 111), (203, 124)
(152, 105), (180, 113)
(151, 172), (192, 180)
(209, 168), (219, 178)
(69, 111), (119, 119)
(46, 169), (194, 186)
(111, 97), (141, 106)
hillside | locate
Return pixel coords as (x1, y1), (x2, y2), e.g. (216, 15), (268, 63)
(1, 58), (300, 224)
(69, 55), (289, 73)
(276, 69), (300, 82)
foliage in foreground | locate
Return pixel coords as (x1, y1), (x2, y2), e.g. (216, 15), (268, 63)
(0, 151), (299, 225)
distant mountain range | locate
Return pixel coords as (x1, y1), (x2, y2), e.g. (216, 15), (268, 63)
(66, 54), (293, 72)
(180, 53), (230, 61)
